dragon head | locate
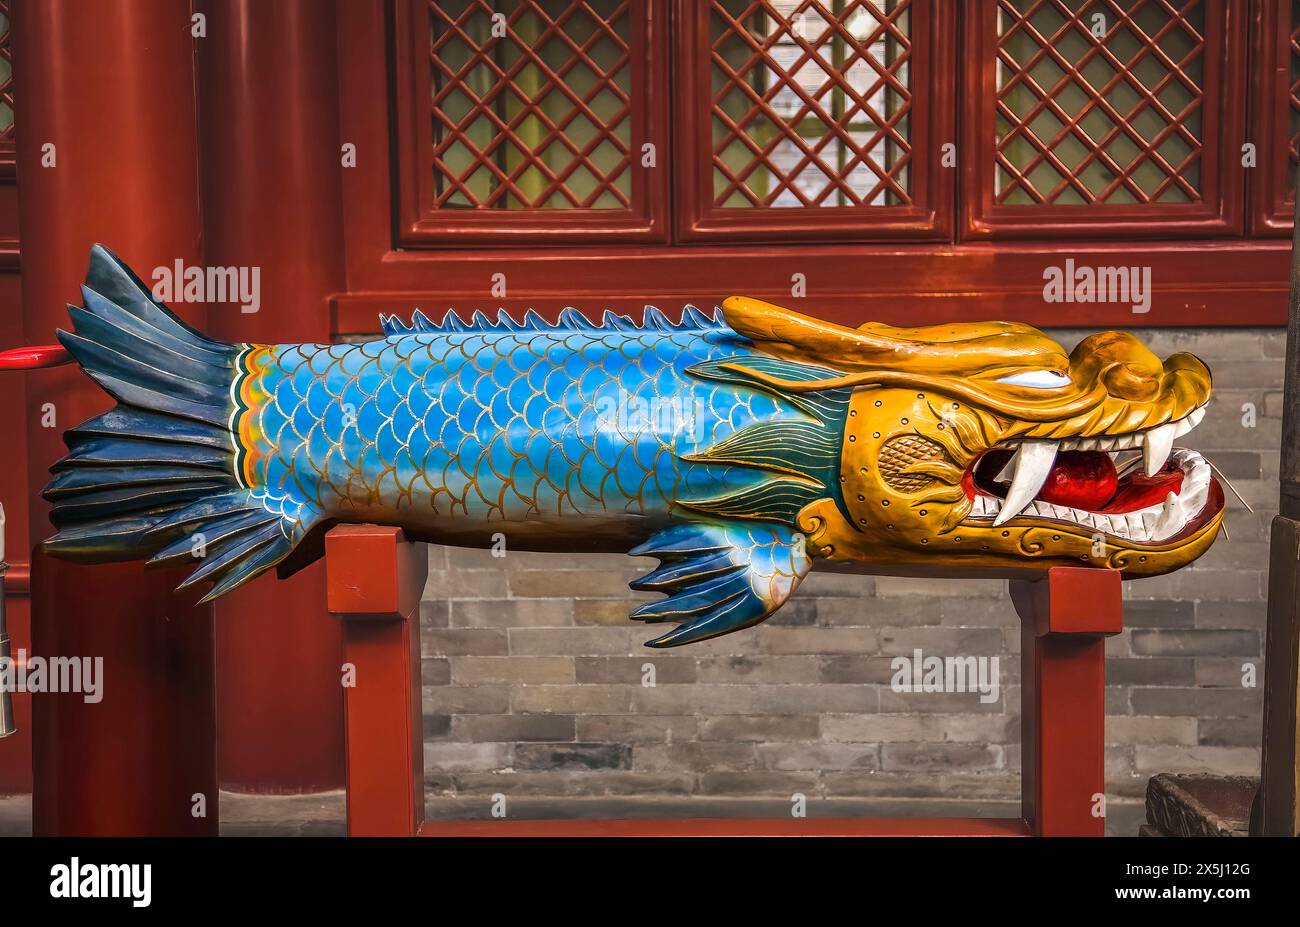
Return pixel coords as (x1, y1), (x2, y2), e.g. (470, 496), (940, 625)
(721, 297), (1223, 580)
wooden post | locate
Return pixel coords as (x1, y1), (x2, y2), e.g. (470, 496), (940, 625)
(1257, 160), (1300, 836)
(325, 527), (427, 837)
(1011, 567), (1122, 836)
(1260, 520), (1300, 835)
(13, 0), (217, 836)
(196, 0), (348, 794)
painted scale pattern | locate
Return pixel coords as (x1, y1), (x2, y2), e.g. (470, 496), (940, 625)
(45, 249), (836, 646)
(233, 310), (824, 647)
(240, 309), (794, 531)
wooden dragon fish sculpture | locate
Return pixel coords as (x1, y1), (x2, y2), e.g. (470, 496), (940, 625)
(40, 246), (1223, 647)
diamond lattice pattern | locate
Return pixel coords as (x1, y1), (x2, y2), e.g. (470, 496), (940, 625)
(1288, 0), (1300, 186)
(709, 0), (914, 209)
(429, 0), (634, 210)
(995, 0), (1205, 206)
(0, 1), (13, 141)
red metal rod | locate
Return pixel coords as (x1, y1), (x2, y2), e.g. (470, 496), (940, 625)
(0, 344), (72, 369)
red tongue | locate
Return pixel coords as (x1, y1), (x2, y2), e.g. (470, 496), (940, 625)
(972, 449), (1186, 513)
(1036, 451), (1118, 510)
(1106, 469), (1184, 513)
(1041, 451), (1186, 513)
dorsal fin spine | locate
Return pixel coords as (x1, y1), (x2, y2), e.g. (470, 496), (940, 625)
(375, 305), (729, 335)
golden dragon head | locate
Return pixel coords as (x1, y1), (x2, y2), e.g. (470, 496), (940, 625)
(720, 297), (1222, 580)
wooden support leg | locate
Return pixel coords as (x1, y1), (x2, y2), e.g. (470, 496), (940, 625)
(1011, 567), (1122, 837)
(1259, 516), (1300, 835)
(326, 546), (1116, 838)
(325, 527), (428, 837)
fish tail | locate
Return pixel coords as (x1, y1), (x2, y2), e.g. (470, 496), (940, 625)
(43, 244), (320, 602)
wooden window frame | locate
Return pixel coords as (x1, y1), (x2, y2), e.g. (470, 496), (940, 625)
(391, 0), (671, 246)
(959, 0), (1247, 241)
(1248, 0), (1297, 236)
(0, 0), (14, 180)
(672, 0), (955, 243)
(334, 1), (1290, 332)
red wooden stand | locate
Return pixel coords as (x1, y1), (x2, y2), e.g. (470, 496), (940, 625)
(325, 526), (1121, 837)
(325, 526), (427, 837)
(1012, 568), (1122, 837)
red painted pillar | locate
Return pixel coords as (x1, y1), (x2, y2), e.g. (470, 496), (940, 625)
(0, 264), (34, 795)
(1011, 567), (1122, 837)
(13, 0), (218, 835)
(196, 0), (346, 791)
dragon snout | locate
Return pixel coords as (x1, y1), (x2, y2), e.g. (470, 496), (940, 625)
(1069, 331), (1210, 407)
(1159, 351), (1213, 411)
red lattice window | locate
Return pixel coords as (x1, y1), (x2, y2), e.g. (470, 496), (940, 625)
(393, 0), (670, 244)
(1249, 0), (1300, 235)
(0, 0), (14, 168)
(961, 0), (1244, 239)
(673, 0), (954, 242)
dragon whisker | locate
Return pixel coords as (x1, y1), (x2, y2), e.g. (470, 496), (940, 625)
(1205, 458), (1254, 514)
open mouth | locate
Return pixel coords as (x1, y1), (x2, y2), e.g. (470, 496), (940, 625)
(962, 405), (1223, 545)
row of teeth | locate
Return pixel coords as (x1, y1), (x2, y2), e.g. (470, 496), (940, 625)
(983, 406), (1207, 531)
(970, 449), (1211, 543)
(1053, 406), (1204, 453)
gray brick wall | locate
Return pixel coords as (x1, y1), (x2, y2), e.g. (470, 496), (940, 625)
(418, 327), (1279, 828)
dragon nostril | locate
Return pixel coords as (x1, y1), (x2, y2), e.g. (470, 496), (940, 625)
(1101, 362), (1162, 401)
(1070, 331), (1165, 401)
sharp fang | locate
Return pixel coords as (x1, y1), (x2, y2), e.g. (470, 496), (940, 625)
(1153, 490), (1184, 539)
(992, 440), (1057, 527)
(1143, 422), (1176, 476)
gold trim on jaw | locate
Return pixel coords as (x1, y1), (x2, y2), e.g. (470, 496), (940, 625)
(798, 493), (1224, 580)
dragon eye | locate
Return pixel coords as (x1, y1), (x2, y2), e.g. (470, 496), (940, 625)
(995, 369), (1071, 389)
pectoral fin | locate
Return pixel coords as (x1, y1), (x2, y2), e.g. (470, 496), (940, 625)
(627, 522), (811, 648)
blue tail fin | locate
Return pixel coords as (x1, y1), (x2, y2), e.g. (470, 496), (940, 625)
(43, 245), (317, 602)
